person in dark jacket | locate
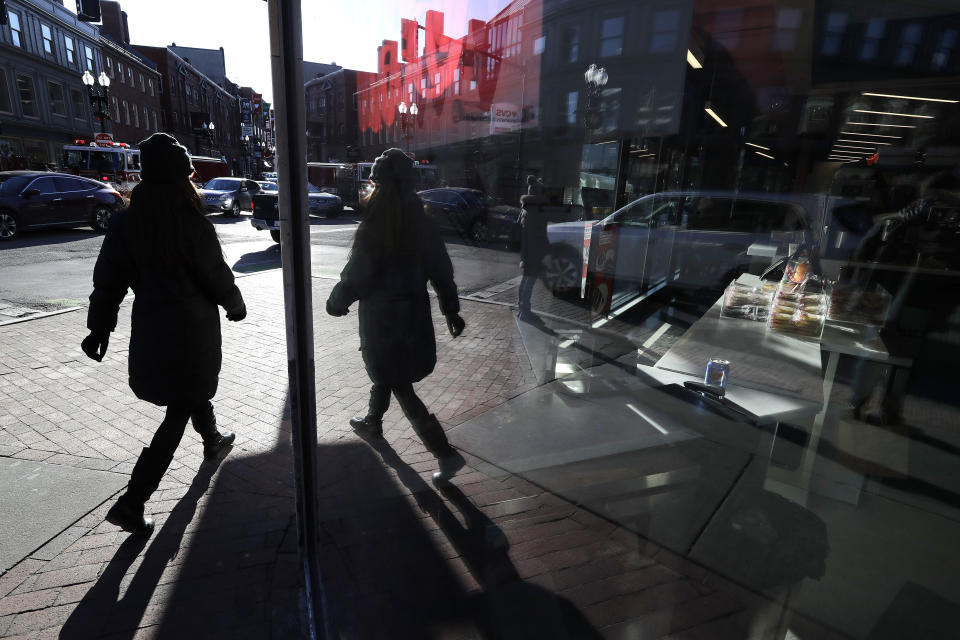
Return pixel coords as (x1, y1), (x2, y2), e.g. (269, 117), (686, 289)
(81, 133), (246, 536)
(518, 175), (549, 322)
(326, 148), (467, 483)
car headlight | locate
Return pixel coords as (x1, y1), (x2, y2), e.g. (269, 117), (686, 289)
(222, 196), (233, 207)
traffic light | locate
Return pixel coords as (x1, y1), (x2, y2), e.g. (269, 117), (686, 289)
(76, 0), (101, 22)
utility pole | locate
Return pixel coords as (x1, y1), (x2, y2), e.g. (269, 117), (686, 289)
(267, 1), (327, 638)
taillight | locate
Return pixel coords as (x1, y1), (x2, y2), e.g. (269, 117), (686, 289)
(101, 176), (109, 181)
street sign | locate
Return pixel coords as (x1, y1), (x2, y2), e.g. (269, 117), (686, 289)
(94, 133), (114, 147)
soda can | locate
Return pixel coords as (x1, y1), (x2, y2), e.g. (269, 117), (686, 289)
(704, 358), (730, 389)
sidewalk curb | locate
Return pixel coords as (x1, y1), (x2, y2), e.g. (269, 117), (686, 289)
(0, 306), (83, 327)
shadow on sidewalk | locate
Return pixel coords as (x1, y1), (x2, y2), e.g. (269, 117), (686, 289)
(317, 438), (600, 638)
(59, 460), (220, 639)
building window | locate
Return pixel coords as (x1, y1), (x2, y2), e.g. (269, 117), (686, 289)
(140, 74), (145, 92)
(133, 104), (139, 128)
(562, 26), (579, 63)
(933, 28), (958, 70)
(128, 67), (133, 85)
(0, 71), (10, 114)
(860, 18), (886, 61)
(71, 88), (85, 120)
(143, 107), (149, 131)
(48, 82), (66, 117)
(123, 99), (130, 125)
(8, 11), (22, 48)
(65, 36), (76, 65)
(153, 111), (159, 131)
(822, 12), (847, 56)
(157, 77), (163, 94)
(85, 46), (95, 72)
(774, 8), (803, 51)
(112, 95), (119, 122)
(117, 62), (124, 83)
(600, 17), (625, 57)
(105, 57), (113, 78)
(533, 36), (545, 56)
(148, 78), (154, 96)
(173, 111), (179, 127)
(599, 87), (621, 131)
(896, 23), (924, 66)
(16, 75), (38, 118)
(565, 90), (578, 125)
(650, 10), (680, 53)
(41, 24), (54, 55)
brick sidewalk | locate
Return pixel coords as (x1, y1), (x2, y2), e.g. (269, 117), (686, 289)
(0, 270), (848, 639)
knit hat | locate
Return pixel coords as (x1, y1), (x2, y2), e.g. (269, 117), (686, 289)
(370, 148), (415, 185)
(138, 133), (193, 184)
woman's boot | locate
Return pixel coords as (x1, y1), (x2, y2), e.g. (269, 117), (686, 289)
(106, 447), (167, 536)
(192, 402), (236, 461)
(411, 414), (465, 483)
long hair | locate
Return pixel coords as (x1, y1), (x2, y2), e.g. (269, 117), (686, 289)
(125, 178), (217, 270)
(352, 177), (422, 260)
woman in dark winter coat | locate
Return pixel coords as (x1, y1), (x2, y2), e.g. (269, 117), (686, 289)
(81, 132), (245, 536)
(326, 148), (467, 482)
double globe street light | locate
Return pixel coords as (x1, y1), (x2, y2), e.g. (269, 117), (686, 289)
(397, 100), (419, 152)
(81, 69), (111, 134)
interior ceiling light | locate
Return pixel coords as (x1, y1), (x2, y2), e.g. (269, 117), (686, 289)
(853, 109), (933, 119)
(745, 142), (770, 151)
(833, 145), (874, 152)
(704, 104), (728, 127)
(839, 131), (902, 139)
(861, 92), (958, 104)
(839, 138), (891, 145)
(686, 50), (702, 69)
(754, 151), (775, 160)
(846, 121), (916, 129)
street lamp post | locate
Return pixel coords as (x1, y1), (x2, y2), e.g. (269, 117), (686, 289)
(241, 134), (250, 178)
(397, 101), (418, 153)
(583, 63), (608, 130)
(201, 121), (216, 155)
(81, 70), (111, 134)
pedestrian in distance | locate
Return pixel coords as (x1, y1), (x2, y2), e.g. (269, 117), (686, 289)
(517, 174), (549, 322)
(326, 148), (468, 483)
(81, 133), (246, 536)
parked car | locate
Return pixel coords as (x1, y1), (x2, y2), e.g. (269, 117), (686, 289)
(307, 183), (343, 218)
(419, 187), (522, 246)
(256, 181), (278, 193)
(0, 171), (124, 241)
(199, 177), (263, 216)
(543, 191), (833, 298)
(262, 171), (278, 180)
(250, 183), (345, 243)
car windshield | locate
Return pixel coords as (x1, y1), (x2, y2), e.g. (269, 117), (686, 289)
(307, 183), (322, 193)
(0, 175), (33, 195)
(258, 182), (278, 191)
(204, 178), (240, 190)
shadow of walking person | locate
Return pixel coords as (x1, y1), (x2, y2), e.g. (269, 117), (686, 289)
(59, 460), (221, 640)
(369, 439), (601, 639)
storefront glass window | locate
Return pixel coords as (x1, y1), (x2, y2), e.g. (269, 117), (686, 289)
(305, 1), (960, 637)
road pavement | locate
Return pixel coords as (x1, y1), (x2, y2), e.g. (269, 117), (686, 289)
(0, 209), (521, 318)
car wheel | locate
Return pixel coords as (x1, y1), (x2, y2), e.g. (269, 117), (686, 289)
(90, 205), (112, 232)
(230, 201), (241, 217)
(270, 229), (281, 243)
(0, 210), (18, 241)
(542, 248), (581, 297)
(469, 218), (489, 245)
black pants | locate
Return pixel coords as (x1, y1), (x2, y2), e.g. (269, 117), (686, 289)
(126, 401), (217, 503)
(367, 383), (452, 455)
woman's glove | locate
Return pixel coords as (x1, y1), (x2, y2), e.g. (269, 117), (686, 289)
(446, 313), (466, 338)
(326, 298), (349, 317)
(226, 302), (247, 322)
(81, 331), (110, 362)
